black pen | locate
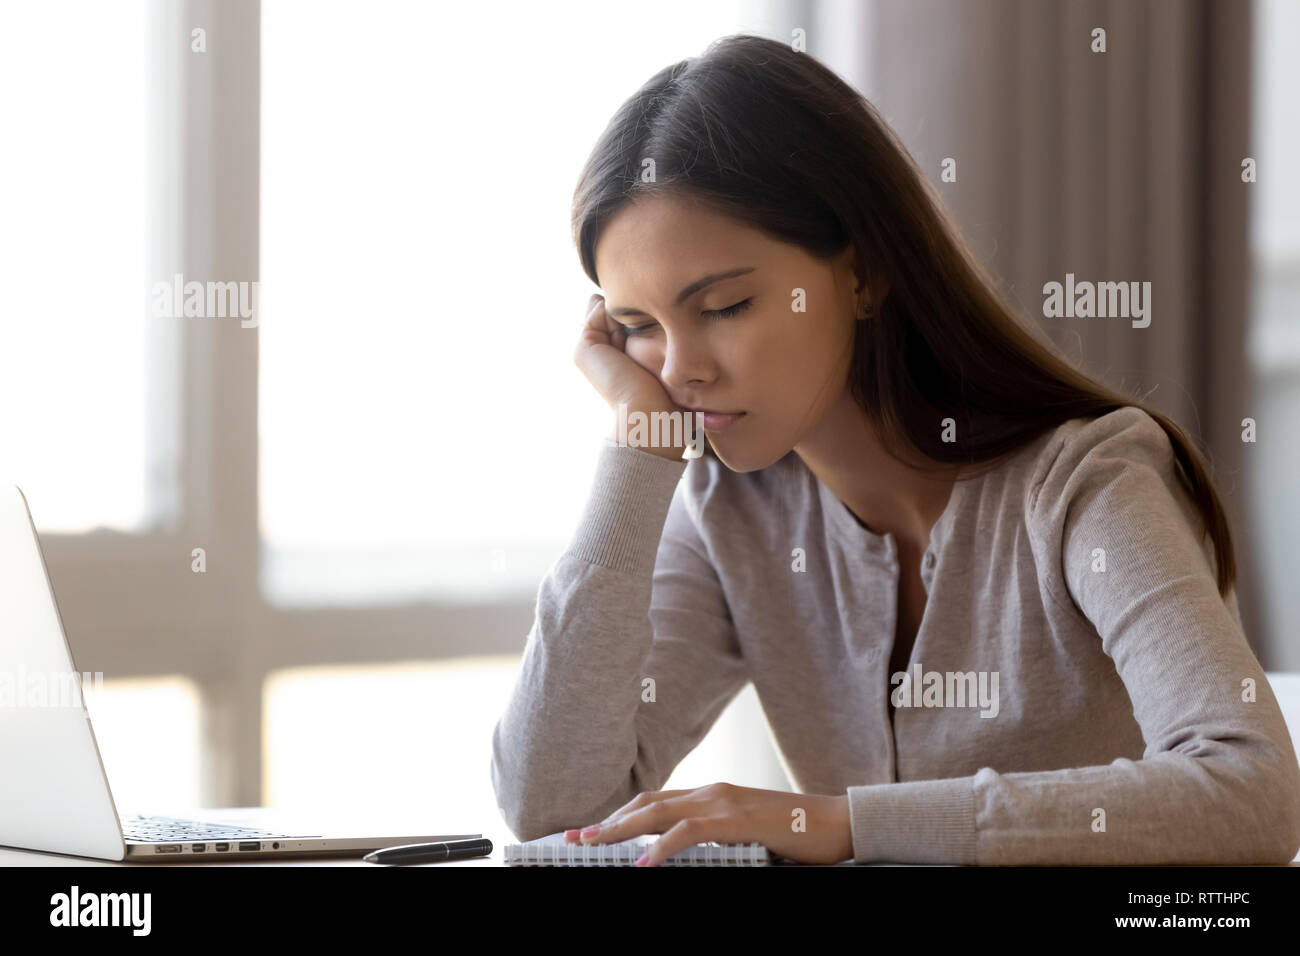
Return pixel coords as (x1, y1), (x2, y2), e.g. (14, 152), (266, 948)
(362, 838), (493, 865)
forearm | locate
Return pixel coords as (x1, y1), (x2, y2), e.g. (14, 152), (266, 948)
(491, 443), (689, 840)
(845, 742), (1300, 865)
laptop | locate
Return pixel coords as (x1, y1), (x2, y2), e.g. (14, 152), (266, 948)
(0, 484), (481, 862)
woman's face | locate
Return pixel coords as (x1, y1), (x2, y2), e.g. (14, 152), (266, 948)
(593, 194), (864, 472)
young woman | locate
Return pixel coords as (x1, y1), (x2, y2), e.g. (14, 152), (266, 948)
(490, 34), (1300, 866)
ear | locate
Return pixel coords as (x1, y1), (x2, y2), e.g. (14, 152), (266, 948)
(839, 243), (890, 308)
(869, 273), (891, 307)
(832, 242), (867, 298)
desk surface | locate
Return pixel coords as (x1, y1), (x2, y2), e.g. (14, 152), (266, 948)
(5, 803), (1299, 866)
(6, 844), (1298, 866)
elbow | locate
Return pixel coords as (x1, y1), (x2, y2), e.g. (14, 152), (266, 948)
(490, 724), (573, 843)
(1226, 754), (1300, 864)
(1272, 830), (1300, 866)
(1256, 805), (1300, 865)
(1266, 769), (1300, 864)
(1168, 741), (1300, 864)
(491, 754), (644, 844)
(490, 732), (534, 841)
(492, 761), (552, 843)
(490, 717), (657, 844)
(491, 765), (608, 843)
(493, 795), (542, 844)
(1265, 744), (1300, 863)
(505, 811), (561, 845)
(492, 786), (578, 844)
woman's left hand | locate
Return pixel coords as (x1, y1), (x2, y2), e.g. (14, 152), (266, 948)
(563, 783), (853, 866)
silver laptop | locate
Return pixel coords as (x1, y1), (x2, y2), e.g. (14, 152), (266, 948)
(0, 484), (480, 862)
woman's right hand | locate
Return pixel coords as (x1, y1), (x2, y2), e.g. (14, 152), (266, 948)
(572, 293), (695, 460)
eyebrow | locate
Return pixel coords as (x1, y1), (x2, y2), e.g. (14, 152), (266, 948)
(605, 266), (756, 318)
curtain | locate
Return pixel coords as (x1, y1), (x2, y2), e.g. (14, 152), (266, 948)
(825, 0), (1264, 656)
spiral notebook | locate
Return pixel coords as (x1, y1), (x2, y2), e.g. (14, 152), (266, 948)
(504, 830), (779, 866)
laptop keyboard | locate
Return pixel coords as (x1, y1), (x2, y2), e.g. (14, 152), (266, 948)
(120, 813), (294, 842)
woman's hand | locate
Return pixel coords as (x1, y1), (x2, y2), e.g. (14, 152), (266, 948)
(572, 293), (671, 412)
(562, 783), (854, 866)
(572, 293), (693, 460)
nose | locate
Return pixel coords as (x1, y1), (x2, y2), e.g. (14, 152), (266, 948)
(658, 329), (714, 391)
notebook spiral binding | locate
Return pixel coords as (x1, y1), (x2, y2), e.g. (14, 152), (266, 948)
(503, 839), (774, 866)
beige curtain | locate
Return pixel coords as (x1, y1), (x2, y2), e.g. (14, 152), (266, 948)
(839, 0), (1263, 653)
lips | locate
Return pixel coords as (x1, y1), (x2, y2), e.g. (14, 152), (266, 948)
(691, 410), (746, 431)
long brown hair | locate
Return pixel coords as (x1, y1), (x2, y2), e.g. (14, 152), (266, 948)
(570, 33), (1236, 599)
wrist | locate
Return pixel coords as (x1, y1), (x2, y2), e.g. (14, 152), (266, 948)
(604, 428), (693, 462)
(835, 794), (853, 862)
(638, 445), (692, 462)
(606, 405), (704, 461)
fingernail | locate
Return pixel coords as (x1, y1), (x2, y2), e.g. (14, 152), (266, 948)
(564, 829), (580, 841)
(580, 826), (600, 840)
(635, 853), (649, 866)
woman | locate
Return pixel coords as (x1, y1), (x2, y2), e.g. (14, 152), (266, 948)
(490, 33), (1300, 866)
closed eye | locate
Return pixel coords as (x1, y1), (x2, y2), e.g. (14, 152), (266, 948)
(708, 297), (754, 320)
(620, 298), (754, 337)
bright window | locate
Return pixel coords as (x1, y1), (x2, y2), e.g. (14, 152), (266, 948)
(259, 0), (758, 605)
(82, 676), (202, 812)
(0, 0), (152, 532)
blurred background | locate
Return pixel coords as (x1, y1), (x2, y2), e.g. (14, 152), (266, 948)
(0, 0), (1295, 835)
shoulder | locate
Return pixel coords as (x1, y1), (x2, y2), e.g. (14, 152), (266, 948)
(1025, 405), (1176, 515)
(1019, 407), (1236, 627)
(1022, 406), (1208, 576)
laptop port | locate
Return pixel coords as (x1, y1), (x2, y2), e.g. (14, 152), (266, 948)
(239, 841), (260, 851)
(192, 843), (206, 852)
(214, 842), (230, 852)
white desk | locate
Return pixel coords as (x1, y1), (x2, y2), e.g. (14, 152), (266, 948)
(3, 804), (1297, 866)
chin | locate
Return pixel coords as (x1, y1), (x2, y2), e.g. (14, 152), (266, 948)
(705, 436), (790, 473)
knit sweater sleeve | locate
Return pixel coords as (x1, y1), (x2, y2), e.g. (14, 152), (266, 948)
(490, 442), (749, 842)
(846, 406), (1300, 864)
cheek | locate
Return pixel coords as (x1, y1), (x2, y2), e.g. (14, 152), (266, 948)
(766, 314), (846, 386)
(624, 340), (662, 374)
(751, 315), (810, 365)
